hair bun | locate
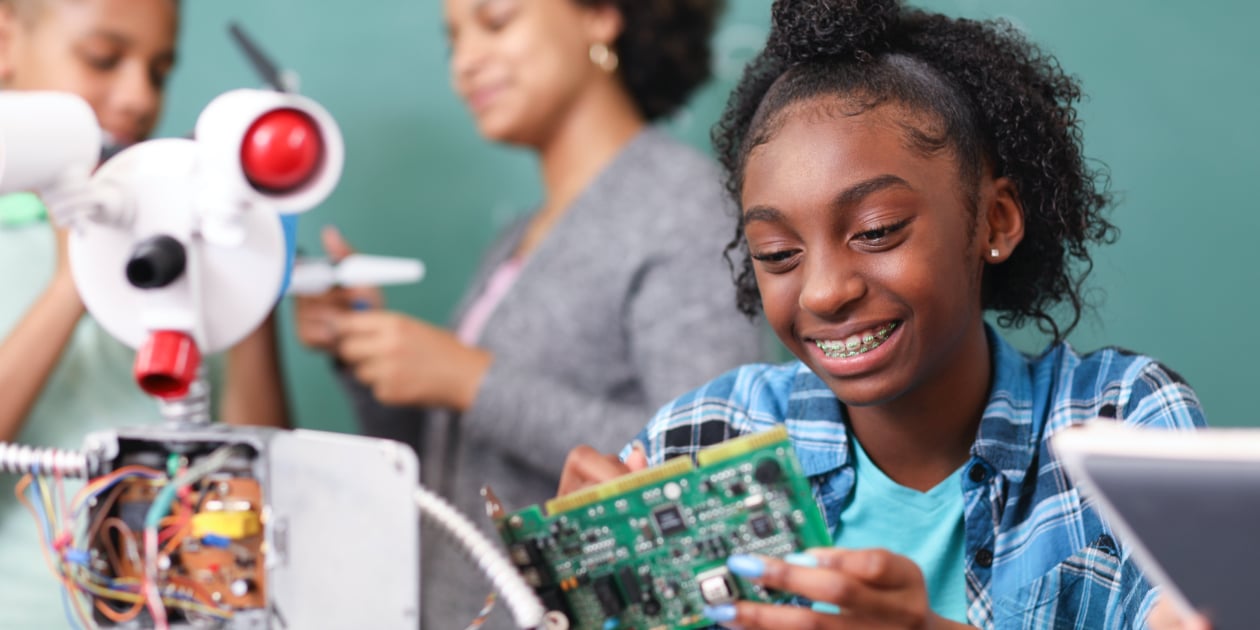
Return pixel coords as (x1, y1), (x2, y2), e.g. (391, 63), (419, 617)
(768, 0), (901, 64)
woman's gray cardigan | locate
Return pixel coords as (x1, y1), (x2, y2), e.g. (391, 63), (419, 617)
(342, 128), (767, 628)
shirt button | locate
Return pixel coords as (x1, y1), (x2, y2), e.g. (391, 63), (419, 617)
(1096, 534), (1118, 554)
(968, 464), (987, 483)
(975, 548), (994, 568)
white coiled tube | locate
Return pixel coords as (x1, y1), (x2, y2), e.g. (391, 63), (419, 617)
(0, 442), (89, 477)
(413, 485), (547, 629)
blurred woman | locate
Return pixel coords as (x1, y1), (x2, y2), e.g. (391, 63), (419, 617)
(294, 0), (762, 625)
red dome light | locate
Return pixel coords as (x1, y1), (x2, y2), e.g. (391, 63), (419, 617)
(240, 108), (323, 193)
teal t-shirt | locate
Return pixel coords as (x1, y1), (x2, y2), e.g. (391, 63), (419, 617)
(822, 435), (969, 623)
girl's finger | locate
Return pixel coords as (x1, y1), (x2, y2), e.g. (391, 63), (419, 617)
(557, 446), (632, 496)
(811, 548), (925, 589)
(704, 600), (842, 630)
(728, 554), (927, 623)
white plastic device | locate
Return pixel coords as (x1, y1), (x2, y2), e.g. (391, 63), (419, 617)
(0, 91), (100, 195)
(286, 254), (426, 295)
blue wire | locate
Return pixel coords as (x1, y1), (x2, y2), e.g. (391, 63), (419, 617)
(70, 470), (164, 521)
(26, 480), (54, 556)
(27, 481), (82, 630)
(59, 586), (83, 630)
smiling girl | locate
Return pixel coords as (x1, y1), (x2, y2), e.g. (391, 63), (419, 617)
(559, 0), (1206, 627)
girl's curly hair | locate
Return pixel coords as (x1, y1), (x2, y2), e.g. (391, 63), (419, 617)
(580, 0), (725, 121)
(713, 0), (1116, 342)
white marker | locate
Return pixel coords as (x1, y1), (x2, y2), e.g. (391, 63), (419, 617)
(287, 254), (425, 295)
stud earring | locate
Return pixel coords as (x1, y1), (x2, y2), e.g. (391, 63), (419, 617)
(990, 248), (1000, 258)
(589, 42), (619, 73)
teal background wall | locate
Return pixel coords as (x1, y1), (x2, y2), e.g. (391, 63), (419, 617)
(157, 1), (1259, 431)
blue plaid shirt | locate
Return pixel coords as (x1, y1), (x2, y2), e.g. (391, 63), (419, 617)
(625, 327), (1206, 629)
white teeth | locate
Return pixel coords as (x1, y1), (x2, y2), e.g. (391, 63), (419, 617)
(814, 322), (899, 359)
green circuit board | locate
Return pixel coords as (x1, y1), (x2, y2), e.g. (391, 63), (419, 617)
(495, 426), (830, 629)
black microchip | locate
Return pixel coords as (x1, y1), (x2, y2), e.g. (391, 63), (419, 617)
(537, 586), (572, 621)
(118, 501), (152, 533)
(750, 514), (774, 539)
(652, 505), (687, 537)
(593, 575), (624, 617)
(619, 566), (643, 603)
(708, 538), (725, 556)
(755, 458), (782, 485)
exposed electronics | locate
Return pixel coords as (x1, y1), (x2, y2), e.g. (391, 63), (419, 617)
(494, 426), (830, 629)
(8, 425), (421, 628)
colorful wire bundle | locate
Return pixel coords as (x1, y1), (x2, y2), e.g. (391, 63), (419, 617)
(14, 453), (238, 629)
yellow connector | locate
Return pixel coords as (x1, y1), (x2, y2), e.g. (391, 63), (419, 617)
(696, 425), (790, 467)
(192, 510), (261, 539)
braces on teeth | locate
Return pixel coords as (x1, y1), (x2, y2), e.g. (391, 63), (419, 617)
(815, 322), (899, 358)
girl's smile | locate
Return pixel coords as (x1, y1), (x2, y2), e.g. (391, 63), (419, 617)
(811, 320), (899, 358)
(806, 319), (901, 377)
(741, 99), (998, 409)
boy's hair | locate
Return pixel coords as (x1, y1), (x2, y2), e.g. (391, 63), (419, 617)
(0, 0), (179, 25)
(713, 0), (1115, 342)
(578, 0), (725, 121)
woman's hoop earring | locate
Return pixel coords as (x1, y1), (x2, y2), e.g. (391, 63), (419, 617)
(589, 42), (619, 73)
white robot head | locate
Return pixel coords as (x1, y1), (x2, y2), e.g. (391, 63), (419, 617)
(56, 89), (345, 399)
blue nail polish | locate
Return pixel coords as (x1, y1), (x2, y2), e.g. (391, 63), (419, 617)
(784, 552), (819, 568)
(812, 601), (841, 615)
(726, 554), (765, 578)
(703, 604), (737, 622)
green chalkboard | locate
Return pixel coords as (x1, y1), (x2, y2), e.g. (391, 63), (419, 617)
(158, 1), (1259, 432)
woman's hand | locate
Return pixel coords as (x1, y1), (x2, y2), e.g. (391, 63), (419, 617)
(556, 444), (649, 496)
(335, 310), (491, 411)
(293, 226), (382, 353)
(707, 549), (973, 629)
(1148, 597), (1211, 630)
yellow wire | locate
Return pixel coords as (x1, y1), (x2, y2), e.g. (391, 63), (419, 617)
(75, 567), (234, 619)
(35, 476), (57, 538)
(72, 575), (233, 619)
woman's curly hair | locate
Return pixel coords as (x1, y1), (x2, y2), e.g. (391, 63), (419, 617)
(579, 0), (725, 121)
(713, 0), (1116, 342)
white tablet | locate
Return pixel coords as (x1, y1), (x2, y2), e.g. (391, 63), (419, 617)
(1052, 423), (1260, 630)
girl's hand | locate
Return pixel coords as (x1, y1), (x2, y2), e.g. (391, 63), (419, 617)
(334, 311), (490, 410)
(708, 549), (974, 629)
(556, 443), (649, 496)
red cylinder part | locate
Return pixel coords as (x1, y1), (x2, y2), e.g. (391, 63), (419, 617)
(134, 331), (201, 399)
(240, 108), (324, 194)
